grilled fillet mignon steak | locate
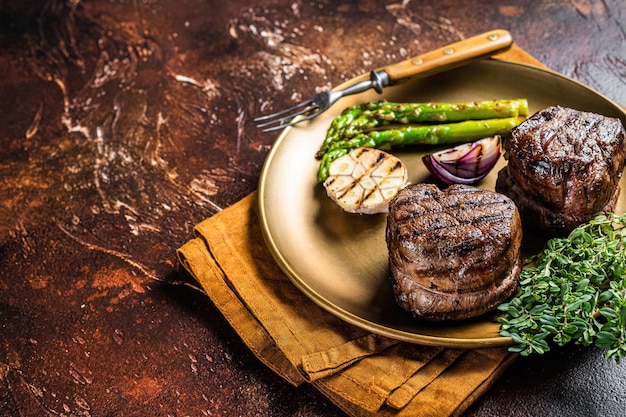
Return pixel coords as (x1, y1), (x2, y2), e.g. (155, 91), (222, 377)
(496, 106), (626, 235)
(386, 184), (522, 322)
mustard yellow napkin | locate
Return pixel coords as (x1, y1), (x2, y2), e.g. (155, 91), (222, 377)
(178, 192), (517, 416)
(178, 44), (542, 417)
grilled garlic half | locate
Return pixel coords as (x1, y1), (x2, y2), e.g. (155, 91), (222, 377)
(323, 147), (408, 214)
(422, 135), (502, 185)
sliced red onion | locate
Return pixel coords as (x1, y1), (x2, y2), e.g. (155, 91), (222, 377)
(422, 135), (502, 185)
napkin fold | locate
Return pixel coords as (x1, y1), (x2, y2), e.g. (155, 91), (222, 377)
(178, 44), (542, 417)
(178, 192), (516, 416)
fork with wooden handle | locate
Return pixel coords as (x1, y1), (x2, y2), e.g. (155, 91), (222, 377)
(255, 29), (513, 132)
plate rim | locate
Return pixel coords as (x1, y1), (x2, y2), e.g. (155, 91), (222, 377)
(257, 58), (626, 348)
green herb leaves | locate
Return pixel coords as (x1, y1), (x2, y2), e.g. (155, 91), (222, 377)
(498, 212), (626, 363)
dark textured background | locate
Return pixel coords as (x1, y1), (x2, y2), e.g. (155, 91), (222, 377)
(1, 1), (625, 416)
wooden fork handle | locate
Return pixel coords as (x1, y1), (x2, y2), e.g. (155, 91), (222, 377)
(382, 29), (513, 83)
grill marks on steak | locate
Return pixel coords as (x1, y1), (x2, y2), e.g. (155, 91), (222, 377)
(496, 106), (626, 235)
(386, 184), (522, 321)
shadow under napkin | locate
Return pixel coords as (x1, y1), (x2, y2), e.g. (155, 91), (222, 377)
(177, 192), (517, 417)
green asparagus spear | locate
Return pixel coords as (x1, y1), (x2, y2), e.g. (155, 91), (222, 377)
(317, 116), (525, 182)
(321, 98), (529, 153)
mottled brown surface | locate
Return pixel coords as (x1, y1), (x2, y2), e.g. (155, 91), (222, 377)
(1, 1), (625, 416)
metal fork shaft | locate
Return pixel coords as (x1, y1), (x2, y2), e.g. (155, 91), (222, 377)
(254, 71), (389, 132)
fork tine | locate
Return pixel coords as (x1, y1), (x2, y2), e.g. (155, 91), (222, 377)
(258, 107), (322, 132)
(259, 122), (294, 133)
(256, 102), (318, 130)
(289, 109), (322, 124)
(253, 97), (315, 122)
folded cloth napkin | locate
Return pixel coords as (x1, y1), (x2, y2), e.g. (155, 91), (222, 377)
(178, 44), (543, 417)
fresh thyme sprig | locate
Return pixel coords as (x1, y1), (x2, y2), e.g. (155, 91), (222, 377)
(498, 212), (626, 363)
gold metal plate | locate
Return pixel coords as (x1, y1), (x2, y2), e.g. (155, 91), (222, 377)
(257, 59), (626, 348)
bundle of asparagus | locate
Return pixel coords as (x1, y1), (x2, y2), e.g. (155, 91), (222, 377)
(316, 98), (529, 182)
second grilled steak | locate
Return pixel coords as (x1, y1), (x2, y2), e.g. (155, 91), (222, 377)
(496, 106), (626, 235)
(386, 184), (522, 322)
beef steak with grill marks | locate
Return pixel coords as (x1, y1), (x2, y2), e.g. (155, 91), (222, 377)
(386, 183), (522, 322)
(496, 106), (626, 235)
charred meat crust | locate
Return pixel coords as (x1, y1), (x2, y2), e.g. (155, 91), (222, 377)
(386, 184), (522, 321)
(496, 106), (626, 235)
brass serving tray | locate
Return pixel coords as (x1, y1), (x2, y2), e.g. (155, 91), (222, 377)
(257, 59), (626, 348)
